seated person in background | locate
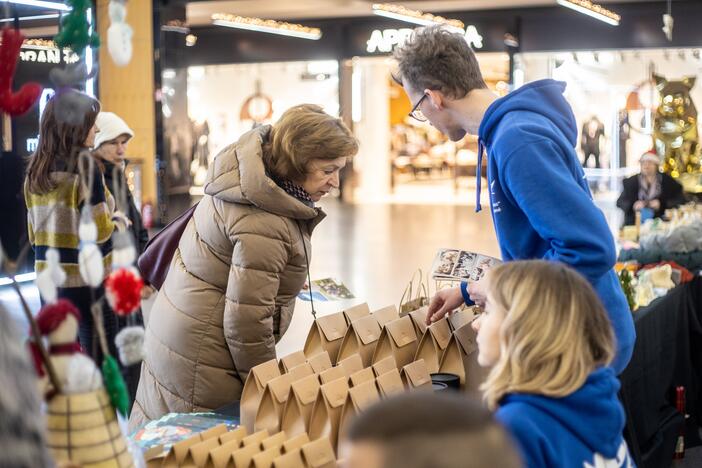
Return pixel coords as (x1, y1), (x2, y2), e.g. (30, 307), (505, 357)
(475, 260), (633, 468)
(617, 150), (686, 226)
(340, 392), (522, 468)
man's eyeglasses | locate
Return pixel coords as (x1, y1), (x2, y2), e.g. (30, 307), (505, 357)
(409, 94), (428, 122)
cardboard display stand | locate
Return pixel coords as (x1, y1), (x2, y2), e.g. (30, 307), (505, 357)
(375, 368), (405, 397)
(371, 305), (400, 328)
(371, 356), (397, 377)
(414, 317), (452, 373)
(304, 312), (348, 365)
(342, 303), (371, 324)
(307, 352), (333, 374)
(336, 314), (382, 367)
(281, 374), (321, 437)
(401, 359), (432, 391)
(241, 359), (282, 432)
(308, 377), (350, 451)
(372, 316), (419, 369)
(301, 437), (338, 468)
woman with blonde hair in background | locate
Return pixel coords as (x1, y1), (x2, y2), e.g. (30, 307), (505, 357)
(473, 260), (633, 467)
(130, 104), (358, 430)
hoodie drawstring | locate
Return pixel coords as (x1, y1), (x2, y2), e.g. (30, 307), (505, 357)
(475, 140), (485, 213)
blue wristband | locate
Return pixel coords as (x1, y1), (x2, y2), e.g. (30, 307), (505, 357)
(460, 281), (475, 306)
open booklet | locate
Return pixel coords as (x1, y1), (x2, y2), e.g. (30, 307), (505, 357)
(431, 248), (501, 282)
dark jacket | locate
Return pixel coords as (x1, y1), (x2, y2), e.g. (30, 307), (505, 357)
(102, 160), (149, 255)
(616, 173), (686, 226)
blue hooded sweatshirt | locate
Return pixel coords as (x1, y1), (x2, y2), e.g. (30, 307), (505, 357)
(462, 79), (635, 373)
(496, 367), (635, 468)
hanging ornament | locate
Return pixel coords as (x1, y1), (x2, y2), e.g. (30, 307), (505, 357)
(115, 326), (144, 366)
(49, 60), (97, 126)
(53, 0), (100, 56)
(78, 204), (105, 288)
(0, 28), (43, 116)
(102, 354), (130, 417)
(35, 248), (67, 304)
(107, 0), (133, 66)
(105, 269), (143, 316)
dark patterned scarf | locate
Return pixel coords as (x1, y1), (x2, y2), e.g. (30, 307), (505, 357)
(638, 173), (662, 201)
(270, 175), (315, 207)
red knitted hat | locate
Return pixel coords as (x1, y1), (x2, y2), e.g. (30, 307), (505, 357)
(35, 299), (81, 336)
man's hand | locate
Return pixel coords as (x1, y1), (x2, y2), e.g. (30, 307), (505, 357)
(426, 287), (465, 325)
(649, 199), (661, 211)
(633, 201), (646, 211)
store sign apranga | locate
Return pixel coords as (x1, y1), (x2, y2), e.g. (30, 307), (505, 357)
(366, 25), (483, 53)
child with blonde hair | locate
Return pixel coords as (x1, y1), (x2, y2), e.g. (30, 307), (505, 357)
(473, 260), (634, 468)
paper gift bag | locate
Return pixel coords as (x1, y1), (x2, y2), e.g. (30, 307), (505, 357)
(301, 437), (338, 468)
(414, 317), (452, 373)
(308, 377), (349, 451)
(375, 368), (405, 397)
(448, 307), (477, 332)
(338, 354), (364, 377)
(279, 351), (307, 373)
(439, 321), (488, 391)
(319, 365), (348, 385)
(349, 367), (375, 387)
(372, 356), (397, 377)
(182, 436), (221, 467)
(342, 303), (370, 324)
(372, 305), (399, 328)
(283, 433), (310, 453)
(338, 380), (381, 445)
(219, 427), (247, 445)
(372, 316), (419, 369)
(273, 448), (305, 468)
(204, 439), (241, 468)
(281, 374), (320, 437)
(255, 373), (295, 433)
(304, 312), (348, 365)
(163, 424), (227, 466)
(401, 359), (432, 390)
(242, 430), (270, 447)
(406, 306), (430, 337)
(261, 431), (288, 451)
(241, 359), (282, 432)
(231, 443), (262, 468)
(336, 314), (382, 367)
(399, 269), (429, 315)
(253, 446), (282, 468)
(307, 351), (333, 374)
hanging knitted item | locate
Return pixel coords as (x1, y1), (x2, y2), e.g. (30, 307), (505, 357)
(101, 354), (130, 417)
(78, 205), (105, 287)
(0, 28), (43, 115)
(53, 0), (100, 56)
(114, 326), (144, 366)
(49, 61), (97, 126)
(105, 269), (143, 316)
(35, 248), (67, 304)
(107, 0), (133, 66)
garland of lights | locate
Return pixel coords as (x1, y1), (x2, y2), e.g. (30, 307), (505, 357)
(211, 13), (322, 39)
(372, 3), (465, 30)
(560, 0), (621, 22)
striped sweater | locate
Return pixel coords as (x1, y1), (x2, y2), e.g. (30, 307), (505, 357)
(25, 164), (115, 288)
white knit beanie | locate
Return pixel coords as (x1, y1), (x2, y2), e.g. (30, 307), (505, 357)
(94, 112), (134, 149)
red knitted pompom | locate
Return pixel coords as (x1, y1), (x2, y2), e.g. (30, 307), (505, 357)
(35, 298), (81, 335)
(105, 268), (144, 316)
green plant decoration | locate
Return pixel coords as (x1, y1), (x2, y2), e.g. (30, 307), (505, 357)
(619, 269), (637, 312)
(54, 0), (101, 56)
(102, 355), (130, 417)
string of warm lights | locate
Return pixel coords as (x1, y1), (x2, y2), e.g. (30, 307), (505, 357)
(371, 3), (465, 32)
(211, 13), (322, 40)
(556, 0), (621, 26)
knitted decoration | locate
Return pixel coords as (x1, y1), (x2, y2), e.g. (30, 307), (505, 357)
(65, 353), (103, 394)
(105, 268), (143, 316)
(53, 0), (100, 56)
(35, 299), (81, 335)
(107, 0), (133, 66)
(35, 248), (66, 304)
(78, 205), (105, 287)
(101, 355), (130, 417)
(0, 28), (42, 115)
(115, 326), (145, 366)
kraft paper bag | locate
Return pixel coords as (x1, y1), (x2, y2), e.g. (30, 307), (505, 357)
(414, 317), (452, 373)
(371, 305), (399, 328)
(273, 448), (306, 468)
(336, 314), (382, 367)
(182, 436), (220, 467)
(261, 431), (288, 451)
(281, 374), (320, 437)
(448, 307), (477, 332)
(399, 269), (429, 316)
(304, 312), (348, 365)
(253, 445), (282, 468)
(375, 368), (405, 397)
(301, 437), (338, 468)
(338, 354), (364, 377)
(218, 427), (247, 445)
(349, 367), (375, 387)
(439, 321), (487, 391)
(401, 359), (432, 390)
(307, 351), (333, 374)
(283, 433), (310, 453)
(242, 429), (270, 448)
(279, 351), (307, 373)
(342, 303), (371, 324)
(231, 443), (262, 468)
(204, 439), (241, 468)
(371, 356), (397, 377)
(287, 362), (314, 381)
(371, 316), (419, 369)
(255, 373), (295, 434)
(338, 380), (381, 447)
(308, 377), (349, 452)
(163, 424), (228, 466)
(241, 359), (282, 432)
(319, 365), (348, 385)
(406, 306), (430, 337)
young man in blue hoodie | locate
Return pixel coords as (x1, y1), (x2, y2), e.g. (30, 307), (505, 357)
(393, 26), (635, 374)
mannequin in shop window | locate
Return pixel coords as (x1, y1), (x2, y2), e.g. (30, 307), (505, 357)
(581, 116), (605, 168)
(616, 150), (686, 226)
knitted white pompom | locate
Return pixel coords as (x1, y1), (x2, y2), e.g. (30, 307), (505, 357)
(115, 326), (145, 366)
(65, 354), (103, 394)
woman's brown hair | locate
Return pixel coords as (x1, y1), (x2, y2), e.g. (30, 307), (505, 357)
(26, 92), (100, 194)
(263, 104), (358, 182)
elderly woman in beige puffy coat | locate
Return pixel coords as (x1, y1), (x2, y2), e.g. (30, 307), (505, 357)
(130, 105), (358, 429)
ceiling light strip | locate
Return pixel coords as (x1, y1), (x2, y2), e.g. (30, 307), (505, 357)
(556, 0), (620, 26)
(0, 13), (60, 22)
(211, 13), (322, 40)
(371, 3), (464, 33)
(0, 0), (71, 11)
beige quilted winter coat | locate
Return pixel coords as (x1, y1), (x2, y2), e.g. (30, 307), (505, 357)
(130, 126), (325, 430)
